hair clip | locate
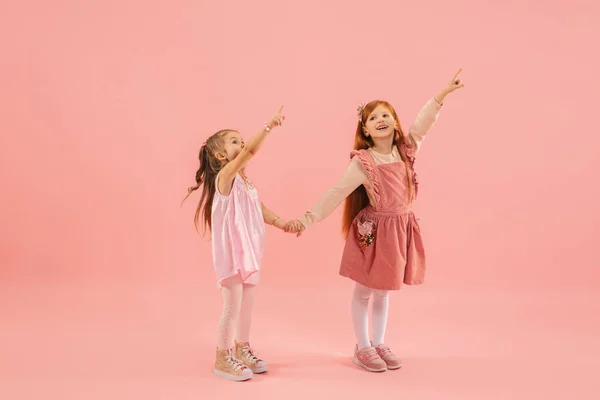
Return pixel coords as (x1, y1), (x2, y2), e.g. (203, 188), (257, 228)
(357, 103), (366, 121)
(201, 141), (207, 146)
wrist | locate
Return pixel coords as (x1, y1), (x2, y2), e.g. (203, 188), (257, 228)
(264, 121), (278, 132)
(434, 90), (448, 105)
(297, 216), (309, 230)
(272, 216), (284, 229)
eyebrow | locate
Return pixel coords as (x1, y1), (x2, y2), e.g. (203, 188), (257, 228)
(369, 111), (390, 117)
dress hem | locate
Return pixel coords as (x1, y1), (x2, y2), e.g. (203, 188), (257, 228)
(217, 268), (260, 289)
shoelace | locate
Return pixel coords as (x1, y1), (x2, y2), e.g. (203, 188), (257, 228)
(362, 347), (380, 361)
(225, 354), (246, 371)
(241, 346), (261, 363)
(377, 346), (393, 358)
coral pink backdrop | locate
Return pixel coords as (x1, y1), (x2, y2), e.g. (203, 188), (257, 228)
(1, 1), (598, 399)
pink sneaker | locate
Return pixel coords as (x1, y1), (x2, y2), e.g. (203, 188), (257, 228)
(352, 345), (387, 372)
(374, 344), (402, 370)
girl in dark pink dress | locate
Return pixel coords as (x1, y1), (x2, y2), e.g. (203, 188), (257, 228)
(286, 70), (464, 372)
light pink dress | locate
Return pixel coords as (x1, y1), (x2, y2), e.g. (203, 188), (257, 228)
(211, 173), (264, 288)
(298, 98), (442, 290)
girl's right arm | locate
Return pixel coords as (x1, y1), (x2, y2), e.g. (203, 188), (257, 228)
(287, 157), (367, 235)
(219, 106), (285, 185)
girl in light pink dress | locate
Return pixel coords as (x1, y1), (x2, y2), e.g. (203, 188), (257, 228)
(285, 70), (465, 372)
(183, 106), (301, 382)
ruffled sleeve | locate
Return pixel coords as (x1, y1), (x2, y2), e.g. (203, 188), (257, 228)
(398, 140), (419, 201)
(350, 149), (381, 207)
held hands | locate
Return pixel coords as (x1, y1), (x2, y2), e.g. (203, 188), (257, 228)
(272, 218), (304, 237)
(283, 220), (305, 238)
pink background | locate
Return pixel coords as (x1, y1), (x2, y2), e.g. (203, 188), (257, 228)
(1, 0), (599, 399)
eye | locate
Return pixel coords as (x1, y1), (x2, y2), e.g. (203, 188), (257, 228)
(383, 114), (389, 117)
(369, 116), (375, 121)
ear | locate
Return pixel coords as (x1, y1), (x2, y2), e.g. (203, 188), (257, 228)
(214, 151), (227, 161)
(363, 127), (370, 137)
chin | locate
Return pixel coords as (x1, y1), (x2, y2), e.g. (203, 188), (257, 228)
(372, 131), (394, 139)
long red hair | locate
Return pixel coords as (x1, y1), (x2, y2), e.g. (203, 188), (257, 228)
(341, 100), (413, 238)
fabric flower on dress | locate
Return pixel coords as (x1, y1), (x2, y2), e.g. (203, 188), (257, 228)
(357, 219), (376, 249)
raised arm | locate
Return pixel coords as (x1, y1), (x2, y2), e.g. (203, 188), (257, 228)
(434, 68), (464, 105)
(219, 106), (285, 193)
(405, 98), (443, 152)
(406, 69), (464, 152)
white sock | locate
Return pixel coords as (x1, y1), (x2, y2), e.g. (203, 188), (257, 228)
(352, 283), (372, 350)
(371, 289), (390, 347)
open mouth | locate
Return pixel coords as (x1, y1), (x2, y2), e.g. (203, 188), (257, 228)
(376, 125), (388, 131)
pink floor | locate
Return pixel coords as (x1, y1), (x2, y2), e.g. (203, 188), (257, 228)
(1, 279), (598, 399)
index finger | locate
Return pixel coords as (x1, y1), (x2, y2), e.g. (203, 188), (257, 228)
(277, 105), (284, 114)
(453, 68), (462, 79)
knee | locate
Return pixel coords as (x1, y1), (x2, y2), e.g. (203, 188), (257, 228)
(372, 290), (389, 301)
(353, 284), (372, 302)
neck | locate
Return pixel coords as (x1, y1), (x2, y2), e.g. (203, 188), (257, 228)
(370, 135), (395, 155)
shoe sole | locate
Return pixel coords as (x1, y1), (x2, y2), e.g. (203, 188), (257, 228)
(251, 365), (268, 374)
(213, 369), (253, 381)
(352, 356), (387, 372)
(387, 364), (402, 370)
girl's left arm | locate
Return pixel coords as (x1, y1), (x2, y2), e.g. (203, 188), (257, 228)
(405, 98), (443, 153)
(407, 69), (464, 152)
(261, 202), (287, 230)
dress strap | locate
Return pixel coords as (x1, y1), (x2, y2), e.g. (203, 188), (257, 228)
(350, 149), (381, 207)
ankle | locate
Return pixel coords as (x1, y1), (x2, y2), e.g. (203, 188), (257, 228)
(357, 343), (372, 351)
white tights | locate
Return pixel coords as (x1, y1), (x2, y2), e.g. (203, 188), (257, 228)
(352, 283), (390, 350)
(217, 274), (257, 350)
